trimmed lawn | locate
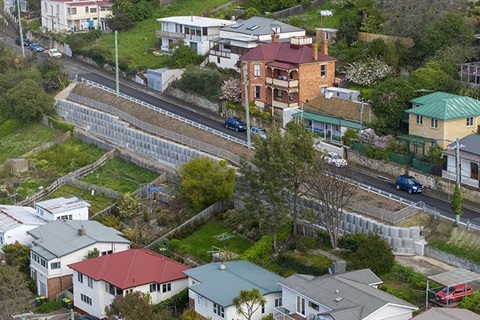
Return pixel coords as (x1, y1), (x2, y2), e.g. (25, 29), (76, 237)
(81, 157), (159, 193)
(45, 184), (116, 214)
(0, 121), (59, 164)
(174, 221), (253, 262)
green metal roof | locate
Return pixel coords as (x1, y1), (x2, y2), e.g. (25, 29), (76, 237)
(293, 111), (365, 130)
(406, 92), (480, 120)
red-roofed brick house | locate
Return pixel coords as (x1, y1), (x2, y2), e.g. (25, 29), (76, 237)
(68, 249), (190, 319)
(240, 35), (336, 118)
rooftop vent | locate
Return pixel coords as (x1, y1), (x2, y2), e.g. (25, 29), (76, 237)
(78, 226), (86, 236)
(246, 25), (259, 31)
(231, 23), (244, 29)
(218, 262), (226, 270)
(334, 297), (343, 302)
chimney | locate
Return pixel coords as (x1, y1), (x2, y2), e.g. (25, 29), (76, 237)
(312, 42), (318, 61)
(78, 226), (86, 236)
(271, 33), (280, 43)
(321, 40), (328, 56)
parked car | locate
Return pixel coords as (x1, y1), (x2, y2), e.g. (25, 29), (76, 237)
(395, 175), (423, 194)
(28, 42), (45, 52)
(225, 116), (246, 132)
(251, 127), (267, 140)
(15, 36), (30, 46)
(435, 284), (473, 304)
(325, 152), (347, 167)
(45, 48), (62, 58)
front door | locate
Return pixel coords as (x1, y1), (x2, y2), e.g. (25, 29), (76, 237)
(296, 295), (305, 316)
(471, 162), (479, 180)
(39, 281), (47, 297)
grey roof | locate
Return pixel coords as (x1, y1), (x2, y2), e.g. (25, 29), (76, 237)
(442, 134), (480, 162)
(0, 205), (46, 232)
(35, 196), (90, 214)
(336, 269), (382, 286)
(280, 270), (418, 320)
(28, 220), (129, 260)
(183, 260), (284, 307)
(411, 307), (480, 320)
(223, 16), (303, 36)
(428, 268), (480, 286)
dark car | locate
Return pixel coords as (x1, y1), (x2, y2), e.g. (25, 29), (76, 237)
(28, 42), (45, 52)
(395, 175), (423, 194)
(15, 36), (30, 46)
(225, 116), (247, 132)
(435, 284), (473, 304)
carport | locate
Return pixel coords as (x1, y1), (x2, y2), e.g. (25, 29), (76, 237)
(426, 268), (480, 308)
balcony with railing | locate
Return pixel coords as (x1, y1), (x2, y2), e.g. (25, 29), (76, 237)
(273, 305), (304, 320)
(272, 98), (299, 109)
(210, 50), (231, 58)
(156, 30), (185, 39)
(266, 76), (299, 89)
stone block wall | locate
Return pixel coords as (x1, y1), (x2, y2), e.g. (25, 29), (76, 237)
(425, 246), (480, 273)
(165, 86), (221, 114)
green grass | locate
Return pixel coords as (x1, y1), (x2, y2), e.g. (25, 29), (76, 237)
(0, 121), (59, 164)
(174, 221), (253, 262)
(81, 157), (159, 193)
(97, 0), (232, 70)
(45, 184), (116, 213)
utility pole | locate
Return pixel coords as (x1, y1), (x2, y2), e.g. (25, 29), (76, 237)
(243, 63), (251, 148)
(16, 0), (25, 56)
(455, 137), (461, 185)
(115, 30), (119, 96)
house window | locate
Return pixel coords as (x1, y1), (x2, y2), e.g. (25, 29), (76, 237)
(50, 262), (61, 270)
(289, 93), (294, 101)
(162, 283), (171, 293)
(416, 115), (423, 125)
(197, 294), (208, 308)
(87, 277), (93, 288)
(431, 118), (438, 128)
(254, 86), (261, 99)
(275, 298), (282, 307)
(90, 7), (97, 13)
(105, 283), (116, 295)
(40, 259), (47, 268)
(71, 7), (77, 14)
(308, 301), (320, 311)
(101, 250), (113, 256)
(467, 117), (474, 126)
(275, 89), (282, 98)
(321, 64), (327, 77)
(217, 56), (220, 64)
(85, 6), (88, 13)
(253, 64), (260, 77)
(81, 293), (92, 305)
(78, 273), (84, 283)
(56, 4), (59, 13)
(202, 27), (207, 36)
(150, 283), (159, 292)
(261, 304), (265, 314)
(213, 303), (224, 318)
(296, 296), (305, 315)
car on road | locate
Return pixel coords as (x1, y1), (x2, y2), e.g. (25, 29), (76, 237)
(325, 152), (347, 167)
(46, 48), (62, 58)
(15, 36), (30, 46)
(251, 127), (267, 140)
(28, 42), (45, 52)
(225, 116), (246, 132)
(435, 284), (473, 304)
(395, 175), (423, 194)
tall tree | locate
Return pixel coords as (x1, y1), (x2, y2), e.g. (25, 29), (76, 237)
(307, 154), (358, 250)
(0, 265), (33, 317)
(232, 288), (266, 320)
(2, 242), (30, 276)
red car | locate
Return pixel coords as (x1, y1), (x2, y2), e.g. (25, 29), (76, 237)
(436, 284), (473, 303)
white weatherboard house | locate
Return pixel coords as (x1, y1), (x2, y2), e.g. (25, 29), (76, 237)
(209, 16), (306, 70)
(35, 196), (90, 221)
(28, 220), (130, 300)
(0, 205), (46, 250)
(442, 134), (480, 189)
(274, 269), (418, 320)
(184, 260), (284, 320)
(68, 248), (190, 319)
(156, 16), (236, 55)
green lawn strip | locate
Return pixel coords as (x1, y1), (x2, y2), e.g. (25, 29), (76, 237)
(80, 157), (159, 193)
(27, 138), (105, 177)
(428, 239), (480, 265)
(98, 0), (232, 69)
(268, 252), (332, 277)
(0, 122), (59, 164)
(44, 184), (116, 214)
(286, 3), (356, 32)
(175, 221), (253, 262)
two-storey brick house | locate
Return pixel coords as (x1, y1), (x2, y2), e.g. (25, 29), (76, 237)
(239, 35), (336, 117)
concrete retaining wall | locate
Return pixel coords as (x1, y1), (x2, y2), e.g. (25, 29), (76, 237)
(425, 246), (480, 273)
(165, 87), (221, 114)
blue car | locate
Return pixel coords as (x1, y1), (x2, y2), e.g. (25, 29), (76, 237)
(225, 116), (247, 132)
(395, 175), (423, 194)
(28, 42), (45, 52)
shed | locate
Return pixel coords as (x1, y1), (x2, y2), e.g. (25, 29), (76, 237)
(5, 158), (29, 176)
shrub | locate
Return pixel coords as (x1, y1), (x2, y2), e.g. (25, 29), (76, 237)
(339, 233), (368, 251)
(274, 253), (329, 276)
(0, 119), (20, 136)
(175, 66), (223, 101)
(46, 116), (74, 132)
(342, 128), (357, 147)
(365, 145), (389, 161)
(152, 288), (188, 314)
(349, 235), (395, 275)
(36, 300), (63, 313)
(240, 235), (273, 265)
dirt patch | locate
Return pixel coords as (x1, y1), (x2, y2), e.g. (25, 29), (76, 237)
(69, 83), (254, 161)
(352, 188), (407, 212)
(395, 255), (454, 276)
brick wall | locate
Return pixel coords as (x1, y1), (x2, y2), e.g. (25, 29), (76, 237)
(47, 275), (73, 300)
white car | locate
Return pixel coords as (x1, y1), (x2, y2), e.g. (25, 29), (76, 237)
(325, 152), (347, 167)
(251, 127), (267, 140)
(46, 48), (62, 58)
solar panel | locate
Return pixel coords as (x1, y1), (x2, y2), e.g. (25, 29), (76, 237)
(231, 23), (244, 29)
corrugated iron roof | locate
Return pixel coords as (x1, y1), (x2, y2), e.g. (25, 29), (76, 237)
(68, 248), (189, 289)
(0, 205), (45, 232)
(35, 196), (90, 214)
(406, 92), (480, 120)
(223, 17), (304, 36)
(293, 111), (365, 130)
(304, 95), (376, 124)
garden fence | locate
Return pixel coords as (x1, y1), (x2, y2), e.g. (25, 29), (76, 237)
(412, 158), (434, 174)
(388, 152), (412, 166)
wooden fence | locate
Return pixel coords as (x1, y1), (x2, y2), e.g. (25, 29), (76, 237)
(357, 32), (414, 48)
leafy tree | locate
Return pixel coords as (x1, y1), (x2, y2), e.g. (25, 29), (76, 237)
(106, 12), (135, 32)
(179, 158), (235, 212)
(102, 215), (122, 230)
(39, 58), (69, 93)
(408, 61), (452, 92)
(452, 183), (462, 225)
(344, 57), (393, 86)
(169, 41), (204, 69)
(0, 79), (55, 121)
(337, 10), (361, 45)
(117, 193), (142, 220)
(106, 291), (162, 320)
(232, 288), (266, 320)
(349, 235), (395, 275)
(2, 242), (30, 276)
(83, 248), (100, 260)
(174, 66), (223, 101)
(0, 46), (16, 73)
(0, 265), (33, 316)
(220, 78), (241, 103)
(307, 154), (358, 250)
(459, 290), (480, 313)
(131, 1), (153, 21)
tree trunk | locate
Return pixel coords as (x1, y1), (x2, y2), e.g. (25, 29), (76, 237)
(292, 191), (298, 236)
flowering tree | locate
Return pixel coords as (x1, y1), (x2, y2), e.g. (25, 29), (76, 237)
(220, 78), (241, 103)
(357, 128), (393, 149)
(344, 57), (393, 86)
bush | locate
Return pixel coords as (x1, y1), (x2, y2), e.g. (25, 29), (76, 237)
(175, 66), (223, 101)
(0, 119), (20, 136)
(274, 252), (330, 276)
(293, 236), (321, 253)
(365, 145), (389, 161)
(152, 288), (188, 314)
(240, 235), (273, 265)
(339, 233), (368, 251)
(349, 235), (395, 275)
(35, 300), (63, 313)
(46, 116), (74, 132)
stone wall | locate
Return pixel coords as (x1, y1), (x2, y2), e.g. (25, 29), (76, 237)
(165, 86), (221, 114)
(425, 246), (480, 273)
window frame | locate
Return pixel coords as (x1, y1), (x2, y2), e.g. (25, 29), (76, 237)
(467, 117), (474, 126)
(254, 86), (261, 99)
(320, 64), (327, 77)
(416, 115), (423, 125)
(253, 64), (261, 77)
(431, 118), (438, 128)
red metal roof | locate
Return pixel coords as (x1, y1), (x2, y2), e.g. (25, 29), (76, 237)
(68, 249), (189, 289)
(241, 42), (334, 64)
(266, 61), (297, 69)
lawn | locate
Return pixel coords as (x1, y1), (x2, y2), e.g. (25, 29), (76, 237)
(173, 221), (253, 262)
(0, 121), (60, 164)
(98, 0), (233, 70)
(45, 184), (116, 214)
(80, 157), (159, 194)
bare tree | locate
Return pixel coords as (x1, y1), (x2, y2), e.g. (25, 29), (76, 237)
(307, 155), (358, 250)
(0, 265), (33, 318)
